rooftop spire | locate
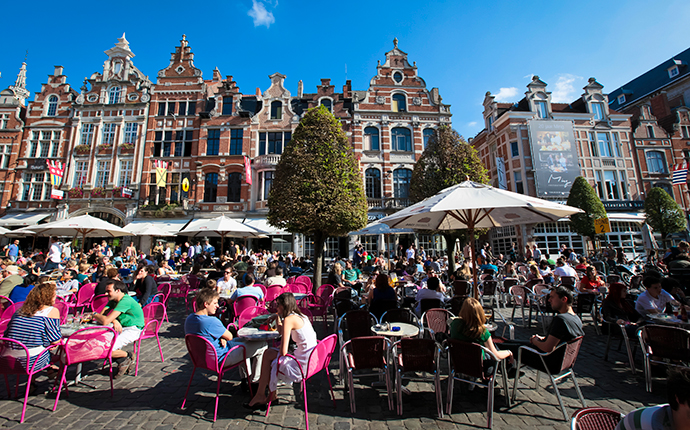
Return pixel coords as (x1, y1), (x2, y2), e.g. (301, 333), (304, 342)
(9, 62), (30, 104)
(393, 37), (398, 48)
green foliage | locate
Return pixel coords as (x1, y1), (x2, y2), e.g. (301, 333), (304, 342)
(409, 126), (489, 203)
(644, 187), (687, 241)
(566, 176), (607, 241)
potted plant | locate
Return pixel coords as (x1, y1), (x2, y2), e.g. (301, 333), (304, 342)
(68, 187), (83, 198)
(112, 186), (123, 198)
(74, 144), (90, 154)
(119, 143), (135, 153)
(97, 144), (113, 154)
(91, 187), (105, 198)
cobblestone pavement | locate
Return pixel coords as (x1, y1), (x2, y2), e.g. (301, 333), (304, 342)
(0, 300), (667, 429)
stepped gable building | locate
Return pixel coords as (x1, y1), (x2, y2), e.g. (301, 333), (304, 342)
(608, 47), (690, 217)
(472, 75), (642, 258)
(0, 63), (29, 215)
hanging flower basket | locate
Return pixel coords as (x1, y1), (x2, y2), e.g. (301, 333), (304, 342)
(75, 145), (91, 154)
(68, 187), (83, 198)
(97, 144), (113, 154)
(112, 186), (123, 198)
(119, 143), (135, 154)
(91, 187), (106, 198)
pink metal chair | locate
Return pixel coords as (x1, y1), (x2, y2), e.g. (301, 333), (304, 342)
(90, 294), (109, 314)
(53, 300), (71, 324)
(233, 296), (258, 323)
(254, 284), (267, 297)
(265, 286), (283, 302)
(284, 284), (304, 294)
(265, 334), (337, 430)
(0, 338), (59, 422)
(295, 275), (313, 291)
(570, 407), (623, 430)
(182, 334), (250, 422)
(236, 306), (270, 329)
(0, 296), (13, 312)
(0, 302), (24, 322)
(53, 326), (118, 412)
(169, 278), (192, 310)
(73, 283), (97, 314)
(133, 302), (166, 376)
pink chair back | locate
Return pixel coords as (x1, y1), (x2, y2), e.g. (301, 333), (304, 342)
(142, 303), (166, 338)
(285, 276), (296, 284)
(284, 284), (303, 294)
(76, 283), (97, 307)
(265, 286), (283, 303)
(185, 334), (221, 372)
(62, 327), (117, 365)
(237, 306), (270, 328)
(0, 319), (9, 336)
(233, 296), (259, 321)
(316, 284), (335, 299)
(169, 280), (190, 298)
(157, 283), (172, 304)
(1, 302), (24, 321)
(255, 284), (267, 297)
(91, 294), (109, 314)
(295, 275), (313, 291)
(0, 296), (13, 312)
(53, 301), (70, 324)
(305, 334), (337, 379)
(188, 274), (201, 290)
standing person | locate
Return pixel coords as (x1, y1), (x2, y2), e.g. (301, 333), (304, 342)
(507, 243), (518, 262)
(45, 237), (62, 272)
(163, 244), (171, 262)
(194, 242), (202, 258)
(7, 239), (20, 262)
(186, 241), (195, 260)
(92, 281), (144, 378)
(406, 244), (415, 261)
(532, 244), (542, 262)
(125, 242), (137, 259)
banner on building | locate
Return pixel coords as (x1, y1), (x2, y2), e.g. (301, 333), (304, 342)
(496, 157), (507, 190)
(673, 162), (688, 185)
(122, 187), (133, 199)
(48, 161), (64, 188)
(527, 120), (580, 197)
(244, 156), (252, 185)
(51, 189), (64, 200)
(154, 160), (168, 188)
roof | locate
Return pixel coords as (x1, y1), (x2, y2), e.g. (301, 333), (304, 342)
(608, 46), (690, 111)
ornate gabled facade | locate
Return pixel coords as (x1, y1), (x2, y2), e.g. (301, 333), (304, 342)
(0, 63), (29, 212)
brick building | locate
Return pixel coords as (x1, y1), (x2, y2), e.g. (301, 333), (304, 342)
(472, 76), (643, 258)
(0, 63), (28, 218)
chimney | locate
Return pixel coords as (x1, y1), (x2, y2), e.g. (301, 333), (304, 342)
(320, 78), (331, 87)
(54, 65), (64, 76)
(343, 80), (352, 98)
(213, 67), (221, 81)
(298, 80), (303, 98)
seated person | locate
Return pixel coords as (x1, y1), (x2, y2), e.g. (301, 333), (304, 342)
(157, 260), (175, 277)
(342, 260), (361, 292)
(579, 266), (605, 293)
(185, 289), (266, 391)
(233, 256), (250, 273)
(0, 265), (25, 299)
(635, 276), (681, 316)
(133, 266), (157, 306)
(92, 281), (145, 379)
(56, 269), (80, 295)
(552, 258), (577, 281)
(538, 260), (554, 284)
(502, 261), (520, 280)
(217, 267), (238, 293)
(8, 275), (40, 304)
(96, 267), (121, 297)
(574, 256), (588, 271)
(525, 265), (543, 286)
(415, 277), (448, 316)
(616, 368), (690, 430)
(265, 267), (287, 288)
(366, 273), (397, 305)
(116, 260), (131, 279)
(76, 263), (92, 284)
(229, 273), (264, 302)
(602, 282), (643, 337)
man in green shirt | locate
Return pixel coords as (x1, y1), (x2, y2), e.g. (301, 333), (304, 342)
(342, 260), (361, 293)
(93, 280), (145, 379)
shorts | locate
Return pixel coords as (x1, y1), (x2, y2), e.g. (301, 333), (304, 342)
(113, 326), (143, 351)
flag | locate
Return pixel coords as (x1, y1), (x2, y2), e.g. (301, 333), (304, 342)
(48, 160), (64, 188)
(154, 160), (168, 188)
(673, 162), (688, 185)
(122, 187), (133, 199)
(244, 156), (252, 185)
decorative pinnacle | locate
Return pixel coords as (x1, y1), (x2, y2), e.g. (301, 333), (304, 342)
(393, 37), (398, 48)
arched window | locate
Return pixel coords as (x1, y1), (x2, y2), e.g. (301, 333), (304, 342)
(228, 172), (242, 202)
(393, 168), (412, 200)
(364, 127), (379, 151)
(47, 95), (58, 116)
(204, 172), (218, 202)
(654, 182), (674, 198)
(320, 99), (332, 113)
(365, 168), (381, 199)
(270, 101), (282, 120)
(108, 86), (121, 104)
(391, 127), (412, 152)
(392, 94), (406, 112)
(423, 129), (435, 148)
(646, 151), (667, 173)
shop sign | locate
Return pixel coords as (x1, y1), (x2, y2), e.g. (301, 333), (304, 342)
(367, 213), (385, 221)
(29, 160), (47, 171)
(602, 201), (644, 210)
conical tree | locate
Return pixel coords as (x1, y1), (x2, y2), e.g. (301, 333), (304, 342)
(644, 187), (687, 248)
(267, 106), (367, 288)
(566, 176), (607, 251)
(409, 126), (489, 273)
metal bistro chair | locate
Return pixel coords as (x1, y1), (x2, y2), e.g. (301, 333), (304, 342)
(337, 309), (378, 382)
(421, 308), (454, 341)
(570, 407), (623, 430)
(341, 336), (394, 413)
(638, 324), (690, 392)
(393, 337), (443, 417)
(601, 308), (637, 374)
(133, 302), (166, 376)
(380, 307), (421, 330)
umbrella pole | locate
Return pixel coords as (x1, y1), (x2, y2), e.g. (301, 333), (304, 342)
(470, 227), (479, 300)
(220, 233), (225, 257)
(31, 235), (36, 251)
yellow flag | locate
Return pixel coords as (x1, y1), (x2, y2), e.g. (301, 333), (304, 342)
(155, 160), (167, 188)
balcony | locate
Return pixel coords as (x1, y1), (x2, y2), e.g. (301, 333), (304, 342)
(367, 197), (410, 210)
(254, 154), (281, 167)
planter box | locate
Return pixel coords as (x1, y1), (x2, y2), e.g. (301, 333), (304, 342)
(97, 145), (113, 155)
(119, 146), (135, 155)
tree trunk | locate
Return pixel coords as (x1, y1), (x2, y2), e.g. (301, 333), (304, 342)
(443, 232), (458, 275)
(312, 231), (326, 293)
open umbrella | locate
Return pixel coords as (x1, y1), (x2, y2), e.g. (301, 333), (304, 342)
(178, 215), (266, 255)
(349, 221), (415, 269)
(0, 226), (10, 236)
(379, 181), (584, 297)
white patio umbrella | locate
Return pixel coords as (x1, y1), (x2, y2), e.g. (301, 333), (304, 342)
(0, 226), (11, 236)
(348, 221), (414, 236)
(379, 180), (584, 296)
(178, 215), (266, 255)
(123, 223), (175, 237)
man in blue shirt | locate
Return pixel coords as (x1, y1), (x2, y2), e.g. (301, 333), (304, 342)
(229, 273), (264, 302)
(7, 240), (20, 262)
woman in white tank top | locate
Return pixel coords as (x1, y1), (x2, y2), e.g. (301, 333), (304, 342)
(245, 292), (317, 410)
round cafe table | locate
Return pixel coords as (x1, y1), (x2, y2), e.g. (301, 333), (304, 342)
(371, 322), (420, 338)
(237, 327), (281, 341)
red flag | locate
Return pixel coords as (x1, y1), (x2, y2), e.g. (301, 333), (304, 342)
(244, 156), (252, 185)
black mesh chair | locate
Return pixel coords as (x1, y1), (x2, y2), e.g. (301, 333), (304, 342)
(638, 324), (690, 392)
(419, 299), (443, 316)
(369, 299), (399, 321)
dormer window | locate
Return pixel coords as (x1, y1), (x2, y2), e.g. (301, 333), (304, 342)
(47, 95), (58, 116)
(669, 65), (680, 78)
(320, 99), (332, 113)
(108, 86), (121, 104)
(617, 94), (626, 105)
(393, 71), (403, 84)
(270, 101), (282, 120)
(592, 102), (605, 120)
(535, 101), (548, 119)
(392, 94), (406, 112)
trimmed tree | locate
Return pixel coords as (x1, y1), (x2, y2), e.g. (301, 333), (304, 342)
(409, 126), (489, 273)
(267, 106), (368, 288)
(566, 176), (607, 252)
(644, 187), (687, 248)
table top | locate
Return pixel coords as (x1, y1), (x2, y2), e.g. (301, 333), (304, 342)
(237, 327), (280, 341)
(56, 290), (73, 297)
(371, 322), (420, 338)
(60, 322), (102, 338)
(293, 293), (308, 301)
(647, 313), (690, 327)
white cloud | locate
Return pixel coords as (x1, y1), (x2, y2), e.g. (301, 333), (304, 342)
(467, 121), (478, 127)
(551, 73), (583, 103)
(248, 0), (275, 28)
(494, 87), (519, 102)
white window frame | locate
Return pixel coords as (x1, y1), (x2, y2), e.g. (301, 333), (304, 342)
(95, 161), (110, 188)
(617, 94), (626, 105)
(22, 173), (49, 201)
(124, 122), (138, 144)
(0, 144), (11, 168)
(118, 160), (133, 187)
(46, 95), (59, 116)
(73, 161), (88, 187)
(81, 124), (95, 146)
(645, 150), (668, 174)
(535, 101), (548, 119)
(669, 66), (679, 78)
(364, 126), (380, 151)
(0, 114), (8, 129)
(101, 123), (117, 145)
(108, 86), (121, 104)
(592, 102), (605, 120)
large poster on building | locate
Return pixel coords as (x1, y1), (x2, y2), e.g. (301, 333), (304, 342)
(527, 120), (580, 197)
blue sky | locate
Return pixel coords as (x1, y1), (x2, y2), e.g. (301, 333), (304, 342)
(1, 0), (689, 139)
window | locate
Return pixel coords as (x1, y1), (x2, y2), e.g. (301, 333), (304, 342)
(619, 170), (629, 200)
(206, 129), (220, 156)
(168, 172), (189, 203)
(22, 173), (49, 201)
(101, 123), (117, 145)
(187, 101), (197, 116)
(119, 160), (133, 187)
(167, 101), (176, 116)
(588, 132), (598, 156)
(123, 122), (138, 144)
(39, 131), (51, 158)
(228, 172), (242, 202)
(654, 182), (674, 198)
(47, 95), (58, 116)
(108, 86), (121, 104)
(204, 172), (218, 202)
(597, 132), (613, 157)
(270, 101), (282, 120)
(612, 132), (622, 157)
(258, 131), (290, 155)
(222, 96), (233, 115)
(646, 151), (668, 173)
(174, 130), (194, 157)
(158, 102), (166, 116)
(229, 129), (243, 155)
(158, 131), (173, 157)
(393, 168), (412, 200)
(423, 129), (434, 149)
(682, 125), (690, 139)
(0, 114), (8, 129)
(487, 116), (494, 131)
(393, 72), (403, 84)
(260, 171), (274, 200)
(669, 66), (679, 78)
(510, 141), (519, 158)
(604, 171), (620, 200)
(95, 161), (110, 187)
(80, 124), (95, 146)
(364, 127), (380, 151)
(73, 161), (88, 187)
(320, 99), (332, 112)
(392, 94), (406, 112)
(595, 171), (604, 199)
(514, 171), (524, 194)
(391, 127), (412, 152)
(647, 125), (655, 139)
(617, 94), (626, 105)
(0, 145), (10, 168)
(592, 102), (605, 120)
(535, 101), (548, 119)
(365, 168), (381, 199)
